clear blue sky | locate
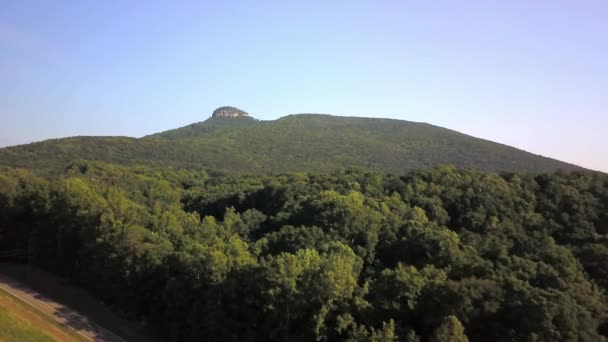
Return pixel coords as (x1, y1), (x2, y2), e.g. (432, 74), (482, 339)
(1, 1), (606, 171)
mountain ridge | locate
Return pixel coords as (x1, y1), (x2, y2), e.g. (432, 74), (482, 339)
(0, 112), (585, 174)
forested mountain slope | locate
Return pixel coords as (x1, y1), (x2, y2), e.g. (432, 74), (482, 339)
(146, 115), (260, 140)
(0, 113), (582, 174)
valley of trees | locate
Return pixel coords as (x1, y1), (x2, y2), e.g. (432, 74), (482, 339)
(0, 161), (607, 341)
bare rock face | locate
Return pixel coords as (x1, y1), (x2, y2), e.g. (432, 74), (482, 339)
(212, 106), (249, 118)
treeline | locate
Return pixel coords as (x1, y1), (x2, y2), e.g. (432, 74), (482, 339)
(0, 162), (607, 341)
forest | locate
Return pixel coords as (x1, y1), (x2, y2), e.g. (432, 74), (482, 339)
(0, 161), (607, 341)
(0, 114), (581, 174)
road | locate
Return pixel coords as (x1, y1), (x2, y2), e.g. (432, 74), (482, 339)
(0, 273), (125, 342)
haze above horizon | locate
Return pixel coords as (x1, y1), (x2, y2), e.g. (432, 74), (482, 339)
(1, 1), (606, 171)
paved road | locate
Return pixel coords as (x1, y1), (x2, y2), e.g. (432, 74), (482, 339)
(0, 274), (125, 342)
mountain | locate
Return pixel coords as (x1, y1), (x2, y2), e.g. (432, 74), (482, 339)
(0, 107), (583, 174)
(148, 115), (259, 140)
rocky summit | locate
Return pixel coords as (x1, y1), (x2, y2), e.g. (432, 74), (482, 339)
(211, 106), (250, 118)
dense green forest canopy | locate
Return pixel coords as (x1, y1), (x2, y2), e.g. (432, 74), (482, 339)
(0, 161), (607, 341)
(147, 115), (259, 141)
(0, 114), (582, 174)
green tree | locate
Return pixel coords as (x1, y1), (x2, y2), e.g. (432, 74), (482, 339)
(431, 316), (469, 342)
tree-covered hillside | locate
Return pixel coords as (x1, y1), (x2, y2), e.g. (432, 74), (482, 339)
(146, 116), (260, 140)
(0, 162), (607, 341)
(0, 114), (582, 174)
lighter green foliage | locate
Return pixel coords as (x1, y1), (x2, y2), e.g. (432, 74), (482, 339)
(431, 316), (469, 342)
(370, 320), (398, 342)
(411, 206), (429, 224)
(318, 242), (362, 300)
(189, 235), (255, 283)
(266, 249), (322, 298)
(61, 177), (108, 214)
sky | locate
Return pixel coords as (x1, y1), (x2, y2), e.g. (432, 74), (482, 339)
(1, 1), (607, 171)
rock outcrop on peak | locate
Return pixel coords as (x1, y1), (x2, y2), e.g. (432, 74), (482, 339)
(212, 106), (249, 118)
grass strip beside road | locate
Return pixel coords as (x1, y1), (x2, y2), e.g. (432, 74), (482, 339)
(0, 287), (86, 342)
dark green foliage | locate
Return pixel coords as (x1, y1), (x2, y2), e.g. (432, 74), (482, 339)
(147, 116), (259, 140)
(0, 114), (582, 174)
(0, 162), (607, 341)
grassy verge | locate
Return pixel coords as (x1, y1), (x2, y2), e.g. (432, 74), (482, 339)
(0, 263), (160, 342)
(0, 287), (85, 342)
